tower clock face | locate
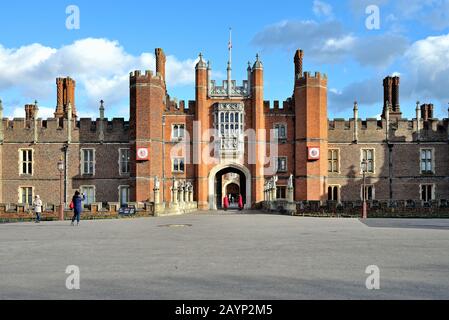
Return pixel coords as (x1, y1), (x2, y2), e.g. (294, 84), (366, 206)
(136, 147), (149, 161)
(308, 147), (320, 160)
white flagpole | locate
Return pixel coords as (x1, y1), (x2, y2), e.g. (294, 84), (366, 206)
(227, 27), (232, 97)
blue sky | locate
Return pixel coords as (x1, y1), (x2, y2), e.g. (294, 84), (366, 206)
(0, 0), (448, 120)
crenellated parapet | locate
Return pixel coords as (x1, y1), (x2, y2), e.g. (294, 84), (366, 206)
(77, 118), (130, 142)
(129, 70), (164, 88)
(209, 80), (250, 98)
(263, 99), (294, 114)
(329, 116), (449, 143)
(165, 99), (196, 115)
(2, 117), (129, 143)
(296, 71), (328, 87)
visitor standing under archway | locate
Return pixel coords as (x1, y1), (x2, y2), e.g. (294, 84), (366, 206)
(223, 195), (229, 211)
(238, 194), (244, 211)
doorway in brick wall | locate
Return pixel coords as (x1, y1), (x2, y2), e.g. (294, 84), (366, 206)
(208, 163), (251, 210)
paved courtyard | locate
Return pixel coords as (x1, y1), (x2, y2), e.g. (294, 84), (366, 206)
(0, 211), (448, 300)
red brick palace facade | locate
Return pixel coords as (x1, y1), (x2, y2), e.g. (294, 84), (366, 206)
(1, 48), (448, 211)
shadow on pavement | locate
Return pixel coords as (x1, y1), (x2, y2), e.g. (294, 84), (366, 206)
(360, 219), (449, 230)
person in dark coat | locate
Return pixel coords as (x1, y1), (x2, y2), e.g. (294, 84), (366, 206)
(71, 191), (86, 226)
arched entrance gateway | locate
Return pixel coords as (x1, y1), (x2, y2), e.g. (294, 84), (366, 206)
(208, 164), (251, 210)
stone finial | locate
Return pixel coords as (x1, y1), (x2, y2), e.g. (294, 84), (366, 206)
(253, 54), (263, 70)
(353, 101), (359, 143)
(100, 100), (105, 119)
(34, 100), (39, 118)
(196, 53), (207, 69)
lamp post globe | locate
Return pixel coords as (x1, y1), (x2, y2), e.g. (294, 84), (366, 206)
(57, 159), (64, 173)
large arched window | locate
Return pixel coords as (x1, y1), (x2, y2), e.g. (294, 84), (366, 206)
(215, 103), (245, 156)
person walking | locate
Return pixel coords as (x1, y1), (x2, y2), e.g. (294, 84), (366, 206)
(223, 194), (229, 211)
(33, 195), (43, 223)
(71, 191), (86, 226)
(238, 194), (244, 211)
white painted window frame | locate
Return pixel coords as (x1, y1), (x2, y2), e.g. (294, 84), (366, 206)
(80, 148), (96, 176)
(118, 148), (131, 175)
(18, 148), (34, 176)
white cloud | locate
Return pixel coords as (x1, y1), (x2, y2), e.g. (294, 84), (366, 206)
(12, 106), (55, 119)
(252, 20), (354, 63)
(329, 33), (449, 117)
(323, 35), (357, 51)
(0, 38), (197, 115)
(329, 77), (383, 112)
(385, 0), (449, 31)
(394, 0), (436, 19)
(329, 88), (342, 95)
(404, 33), (449, 102)
(313, 0), (334, 18)
(352, 34), (409, 67)
(252, 20), (407, 66)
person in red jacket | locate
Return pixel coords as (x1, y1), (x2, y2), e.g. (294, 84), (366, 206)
(238, 194), (244, 211)
(223, 195), (229, 211)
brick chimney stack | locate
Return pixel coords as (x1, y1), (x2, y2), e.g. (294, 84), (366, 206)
(294, 49), (304, 82)
(25, 101), (38, 120)
(382, 76), (402, 120)
(392, 76), (401, 112)
(420, 103), (434, 121)
(155, 48), (166, 81)
(54, 77), (77, 119)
